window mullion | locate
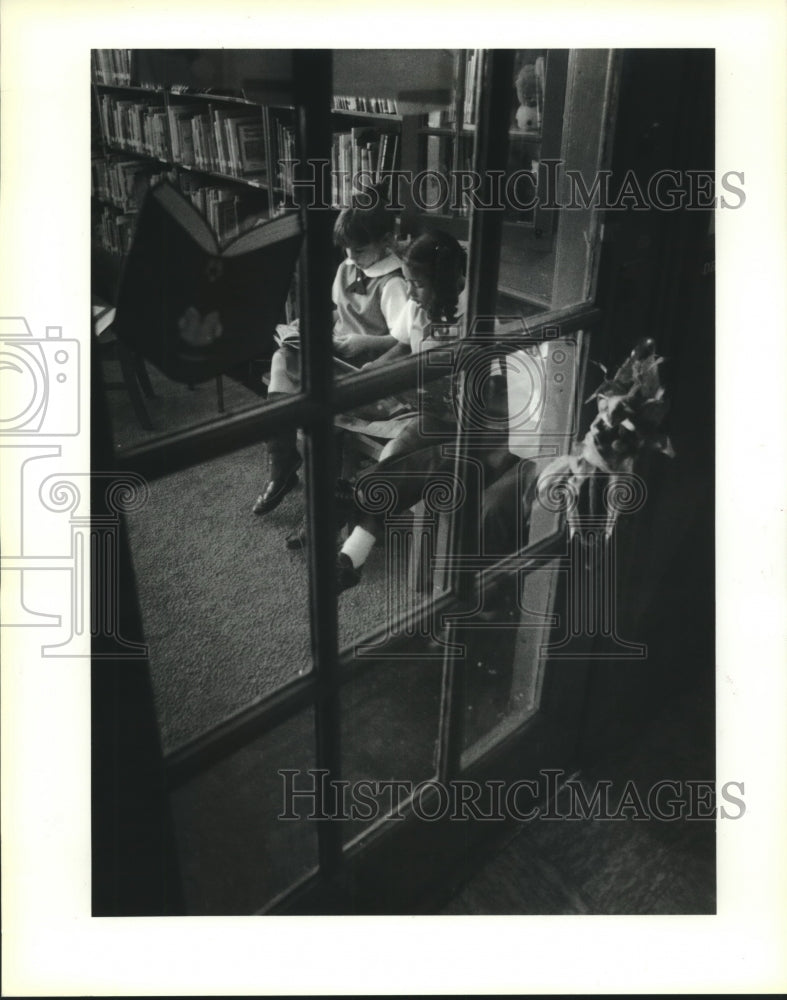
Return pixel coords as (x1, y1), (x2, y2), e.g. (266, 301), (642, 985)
(439, 49), (515, 782)
(293, 50), (343, 878)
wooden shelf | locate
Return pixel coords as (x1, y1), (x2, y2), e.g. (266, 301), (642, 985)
(176, 163), (269, 189)
(100, 144), (271, 191)
(508, 127), (542, 141)
(102, 143), (168, 161)
(418, 123), (542, 141)
(94, 82), (156, 93)
(96, 81), (260, 107)
(331, 108), (402, 123)
(167, 88), (260, 106)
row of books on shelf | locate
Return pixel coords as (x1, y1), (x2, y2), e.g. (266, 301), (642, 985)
(91, 156), (172, 212)
(423, 51), (479, 128)
(91, 49), (133, 87)
(270, 121), (402, 207)
(168, 104), (267, 178)
(93, 166), (278, 251)
(271, 119), (296, 201)
(332, 95), (398, 116)
(94, 205), (137, 256)
(181, 182), (246, 244)
(96, 92), (269, 180)
(463, 50), (480, 127)
(331, 128), (400, 206)
(97, 93), (169, 160)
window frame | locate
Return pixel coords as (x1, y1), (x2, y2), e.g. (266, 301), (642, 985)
(105, 48), (612, 913)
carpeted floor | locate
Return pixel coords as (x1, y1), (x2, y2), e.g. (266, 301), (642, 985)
(102, 351), (715, 916)
(105, 351), (400, 752)
(101, 348), (266, 452)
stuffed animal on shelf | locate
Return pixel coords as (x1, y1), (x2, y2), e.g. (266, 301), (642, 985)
(514, 56), (545, 131)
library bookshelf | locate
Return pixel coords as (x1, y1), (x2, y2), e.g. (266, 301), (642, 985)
(91, 49), (415, 302)
(91, 48), (577, 313)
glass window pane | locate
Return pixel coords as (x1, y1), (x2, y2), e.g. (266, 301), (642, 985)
(459, 557), (562, 766)
(167, 707), (317, 914)
(98, 343), (273, 454)
(482, 49), (612, 314)
(124, 437), (313, 752)
(339, 657), (444, 846)
(500, 329), (586, 546)
(334, 396), (461, 652)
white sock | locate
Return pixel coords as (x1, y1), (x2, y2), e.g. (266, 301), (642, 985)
(340, 526), (377, 569)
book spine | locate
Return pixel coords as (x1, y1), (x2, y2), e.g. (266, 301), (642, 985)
(168, 106), (181, 161)
(191, 114), (203, 170)
(205, 112), (220, 173)
(227, 117), (241, 177)
(214, 110), (228, 175)
(233, 119), (267, 176)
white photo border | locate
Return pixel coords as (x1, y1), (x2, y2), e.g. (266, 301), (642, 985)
(1, 0), (786, 994)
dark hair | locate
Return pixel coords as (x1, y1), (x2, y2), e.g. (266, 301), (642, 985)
(402, 230), (467, 322)
(333, 183), (397, 250)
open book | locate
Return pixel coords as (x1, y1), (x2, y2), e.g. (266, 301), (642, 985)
(114, 181), (303, 384)
(274, 322), (358, 375)
(273, 322), (418, 424)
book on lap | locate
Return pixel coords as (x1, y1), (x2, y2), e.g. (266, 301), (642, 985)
(273, 322), (417, 423)
(274, 322), (358, 376)
(114, 181), (303, 384)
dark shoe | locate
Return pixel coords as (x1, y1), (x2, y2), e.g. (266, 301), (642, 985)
(336, 552), (361, 594)
(253, 468), (300, 515)
(285, 520), (308, 550)
(285, 479), (357, 549)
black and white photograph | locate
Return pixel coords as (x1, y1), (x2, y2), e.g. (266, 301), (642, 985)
(91, 44), (720, 918)
(2, 1), (786, 996)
